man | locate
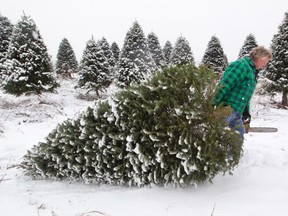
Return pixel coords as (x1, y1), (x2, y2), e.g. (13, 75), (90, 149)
(214, 46), (272, 141)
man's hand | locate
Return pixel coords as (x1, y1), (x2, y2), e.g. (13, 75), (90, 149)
(242, 114), (251, 133)
(242, 105), (251, 133)
(213, 105), (233, 119)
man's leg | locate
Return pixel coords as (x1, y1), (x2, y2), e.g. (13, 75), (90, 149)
(226, 110), (245, 141)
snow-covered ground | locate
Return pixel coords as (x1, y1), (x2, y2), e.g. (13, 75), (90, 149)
(1, 79), (288, 216)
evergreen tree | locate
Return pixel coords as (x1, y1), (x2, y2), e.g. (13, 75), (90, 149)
(117, 21), (156, 87)
(22, 64), (242, 187)
(238, 34), (258, 59)
(77, 37), (112, 96)
(99, 37), (116, 68)
(201, 36), (228, 75)
(170, 36), (194, 66)
(55, 38), (78, 78)
(266, 12), (288, 106)
(1, 15), (58, 96)
(163, 40), (173, 65)
(111, 41), (120, 63)
(0, 14), (13, 70)
(147, 32), (166, 69)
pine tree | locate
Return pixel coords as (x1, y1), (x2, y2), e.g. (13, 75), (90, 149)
(201, 36), (228, 76)
(266, 12), (288, 106)
(117, 21), (156, 87)
(77, 37), (112, 96)
(99, 37), (116, 68)
(147, 32), (166, 69)
(0, 14), (13, 69)
(170, 36), (194, 66)
(55, 38), (78, 78)
(163, 40), (173, 65)
(1, 15), (58, 96)
(22, 64), (242, 187)
(111, 41), (120, 63)
(238, 34), (258, 59)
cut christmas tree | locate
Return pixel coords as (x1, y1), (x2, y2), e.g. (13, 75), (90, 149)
(21, 64), (242, 187)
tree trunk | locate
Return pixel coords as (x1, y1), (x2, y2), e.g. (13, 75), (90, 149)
(282, 90), (288, 107)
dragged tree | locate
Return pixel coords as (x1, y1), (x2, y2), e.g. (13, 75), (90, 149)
(22, 64), (242, 187)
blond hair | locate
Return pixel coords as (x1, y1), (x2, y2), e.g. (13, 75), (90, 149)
(249, 46), (273, 61)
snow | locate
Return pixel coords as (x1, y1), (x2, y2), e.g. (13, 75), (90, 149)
(1, 79), (288, 216)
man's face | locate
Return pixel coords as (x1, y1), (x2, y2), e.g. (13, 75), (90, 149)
(254, 57), (270, 69)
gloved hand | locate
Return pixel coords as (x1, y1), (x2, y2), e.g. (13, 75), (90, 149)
(242, 113), (251, 133)
(242, 105), (251, 133)
(213, 105), (233, 119)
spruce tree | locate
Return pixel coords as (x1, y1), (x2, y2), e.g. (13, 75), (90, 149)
(99, 37), (116, 68)
(170, 36), (194, 66)
(77, 38), (112, 96)
(117, 21), (156, 87)
(163, 40), (173, 65)
(1, 15), (58, 96)
(111, 42), (120, 63)
(238, 34), (258, 59)
(266, 12), (288, 106)
(55, 38), (78, 78)
(201, 36), (228, 76)
(0, 14), (13, 71)
(22, 64), (242, 187)
(147, 32), (166, 69)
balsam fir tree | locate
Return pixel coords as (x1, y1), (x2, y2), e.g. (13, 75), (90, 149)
(266, 12), (288, 106)
(147, 32), (166, 69)
(99, 37), (116, 68)
(1, 15), (58, 96)
(55, 38), (78, 78)
(99, 37), (117, 80)
(117, 21), (156, 87)
(238, 34), (258, 59)
(22, 64), (242, 187)
(163, 40), (173, 65)
(170, 36), (194, 66)
(201, 36), (228, 76)
(76, 37), (112, 96)
(0, 14), (13, 72)
(111, 41), (120, 63)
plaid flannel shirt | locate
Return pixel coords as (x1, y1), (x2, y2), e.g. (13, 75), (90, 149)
(214, 57), (257, 115)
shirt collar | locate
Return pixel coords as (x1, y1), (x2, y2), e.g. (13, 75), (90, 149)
(245, 56), (256, 69)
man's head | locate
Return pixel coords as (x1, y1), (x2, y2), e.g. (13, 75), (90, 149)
(249, 46), (273, 69)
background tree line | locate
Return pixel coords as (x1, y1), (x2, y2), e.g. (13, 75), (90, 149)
(0, 12), (288, 105)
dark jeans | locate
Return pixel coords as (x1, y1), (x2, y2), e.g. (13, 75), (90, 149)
(226, 110), (244, 141)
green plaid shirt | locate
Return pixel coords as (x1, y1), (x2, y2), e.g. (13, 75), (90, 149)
(214, 57), (257, 115)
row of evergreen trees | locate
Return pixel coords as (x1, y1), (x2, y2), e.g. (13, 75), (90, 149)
(0, 12), (288, 104)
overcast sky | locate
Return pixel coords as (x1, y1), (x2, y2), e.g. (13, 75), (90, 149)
(1, 0), (288, 63)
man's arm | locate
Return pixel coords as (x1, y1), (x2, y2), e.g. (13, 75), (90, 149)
(214, 62), (244, 106)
